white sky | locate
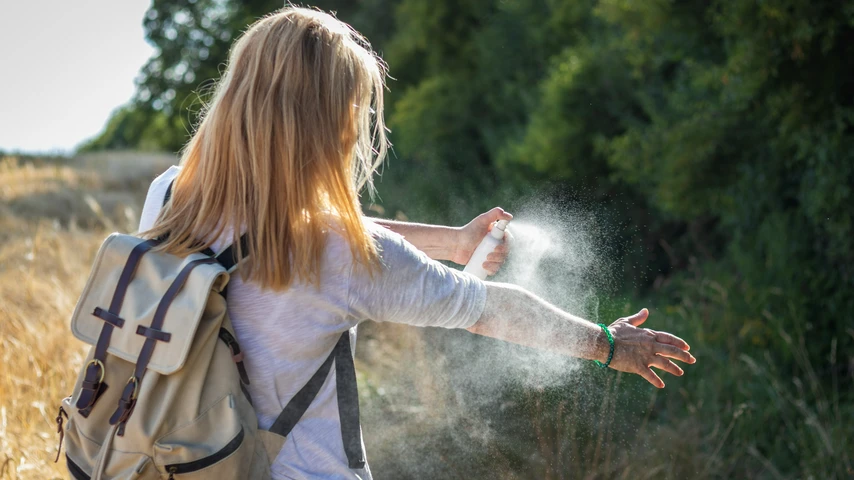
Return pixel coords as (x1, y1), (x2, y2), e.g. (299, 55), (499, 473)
(0, 0), (155, 154)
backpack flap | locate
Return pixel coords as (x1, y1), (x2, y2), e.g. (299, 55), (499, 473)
(70, 233), (229, 375)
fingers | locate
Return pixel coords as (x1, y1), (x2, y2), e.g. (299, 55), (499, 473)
(483, 251), (508, 274)
(490, 207), (513, 221)
(650, 356), (684, 377)
(486, 249), (508, 264)
(651, 330), (690, 351)
(655, 343), (696, 364)
(638, 366), (665, 389)
(482, 261), (503, 276)
(482, 207), (513, 228)
(490, 243), (510, 257)
(483, 239), (510, 275)
(626, 308), (649, 327)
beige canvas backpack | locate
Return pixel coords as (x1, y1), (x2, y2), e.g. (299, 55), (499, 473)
(55, 185), (367, 479)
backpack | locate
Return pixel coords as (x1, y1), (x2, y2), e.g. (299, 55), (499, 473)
(56, 183), (366, 479)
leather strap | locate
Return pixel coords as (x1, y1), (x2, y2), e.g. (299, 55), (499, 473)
(135, 325), (172, 343)
(92, 307), (124, 328)
(76, 238), (159, 413)
(109, 257), (218, 434)
(218, 328), (250, 385)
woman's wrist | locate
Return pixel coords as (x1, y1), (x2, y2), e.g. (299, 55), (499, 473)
(373, 219), (460, 262)
(449, 227), (469, 264)
(593, 324), (615, 368)
(593, 325), (613, 364)
(428, 225), (463, 262)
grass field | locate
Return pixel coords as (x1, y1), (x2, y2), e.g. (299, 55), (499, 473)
(0, 153), (176, 479)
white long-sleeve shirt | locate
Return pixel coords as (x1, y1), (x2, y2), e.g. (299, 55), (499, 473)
(139, 166), (486, 479)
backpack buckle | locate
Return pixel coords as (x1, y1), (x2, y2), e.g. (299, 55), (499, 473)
(85, 359), (106, 384)
(109, 376), (140, 436)
(75, 359), (108, 414)
(125, 375), (141, 400)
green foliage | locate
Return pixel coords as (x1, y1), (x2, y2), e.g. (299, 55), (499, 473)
(79, 105), (186, 152)
(597, 0), (854, 358)
(88, 0), (394, 153)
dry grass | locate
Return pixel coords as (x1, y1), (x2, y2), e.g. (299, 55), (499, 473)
(0, 152), (175, 479)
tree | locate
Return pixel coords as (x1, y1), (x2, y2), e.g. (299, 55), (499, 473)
(88, 0), (396, 153)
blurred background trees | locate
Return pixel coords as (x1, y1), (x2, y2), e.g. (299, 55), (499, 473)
(83, 0), (853, 476)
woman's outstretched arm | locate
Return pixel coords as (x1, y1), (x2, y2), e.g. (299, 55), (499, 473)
(373, 207), (512, 272)
(467, 282), (696, 388)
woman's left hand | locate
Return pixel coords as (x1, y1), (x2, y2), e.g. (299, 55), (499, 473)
(606, 309), (696, 388)
(452, 207), (513, 274)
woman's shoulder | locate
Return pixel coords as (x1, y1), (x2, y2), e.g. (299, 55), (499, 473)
(144, 165), (181, 206)
(362, 218), (414, 256)
(324, 217), (417, 270)
(139, 165), (181, 232)
(152, 165), (181, 189)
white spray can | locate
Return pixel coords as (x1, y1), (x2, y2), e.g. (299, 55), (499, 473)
(463, 219), (510, 280)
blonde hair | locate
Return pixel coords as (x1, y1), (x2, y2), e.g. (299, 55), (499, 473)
(144, 6), (389, 290)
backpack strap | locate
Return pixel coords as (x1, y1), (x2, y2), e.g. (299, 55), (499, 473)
(163, 179), (247, 272)
(215, 235), (249, 272)
(163, 179), (173, 206)
(268, 331), (365, 469)
(333, 331), (365, 469)
(76, 238), (161, 416)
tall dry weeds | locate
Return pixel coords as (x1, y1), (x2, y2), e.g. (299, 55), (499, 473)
(0, 153), (173, 479)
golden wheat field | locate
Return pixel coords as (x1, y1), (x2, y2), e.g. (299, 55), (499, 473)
(0, 153), (178, 479)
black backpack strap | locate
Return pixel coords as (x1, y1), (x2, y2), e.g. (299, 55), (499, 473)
(268, 331), (365, 469)
(162, 178), (248, 270)
(162, 180), (174, 207)
(215, 234), (249, 272)
(334, 331), (365, 468)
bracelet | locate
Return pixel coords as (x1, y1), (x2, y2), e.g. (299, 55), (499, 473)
(593, 323), (614, 368)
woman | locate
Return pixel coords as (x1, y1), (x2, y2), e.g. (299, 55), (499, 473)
(139, 6), (695, 479)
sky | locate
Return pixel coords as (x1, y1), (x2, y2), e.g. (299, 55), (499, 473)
(0, 1), (155, 154)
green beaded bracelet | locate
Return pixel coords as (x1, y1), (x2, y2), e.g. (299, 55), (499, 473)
(593, 323), (614, 369)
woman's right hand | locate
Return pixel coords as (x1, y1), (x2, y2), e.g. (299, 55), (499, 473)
(606, 308), (696, 388)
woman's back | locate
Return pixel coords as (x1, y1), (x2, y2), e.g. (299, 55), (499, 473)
(139, 166), (486, 479)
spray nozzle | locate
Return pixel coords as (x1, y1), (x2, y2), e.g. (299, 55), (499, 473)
(490, 219), (510, 239)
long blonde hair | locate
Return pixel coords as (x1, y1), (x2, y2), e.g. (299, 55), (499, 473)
(144, 6), (389, 290)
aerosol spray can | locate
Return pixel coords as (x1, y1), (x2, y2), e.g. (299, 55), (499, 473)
(463, 219), (510, 280)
